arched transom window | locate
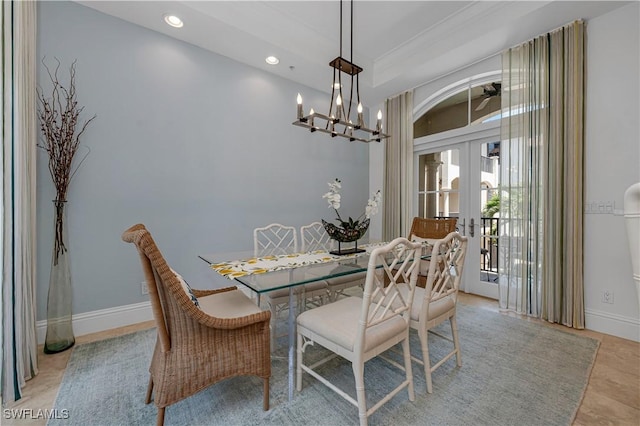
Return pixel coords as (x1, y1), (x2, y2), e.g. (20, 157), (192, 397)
(414, 81), (501, 138)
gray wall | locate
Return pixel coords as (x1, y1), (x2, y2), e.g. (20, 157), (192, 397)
(36, 1), (370, 320)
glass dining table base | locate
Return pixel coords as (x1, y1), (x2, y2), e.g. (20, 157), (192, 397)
(257, 287), (298, 402)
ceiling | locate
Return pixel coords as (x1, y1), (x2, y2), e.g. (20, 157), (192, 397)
(77, 1), (630, 104)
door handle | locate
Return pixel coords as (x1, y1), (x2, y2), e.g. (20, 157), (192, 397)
(469, 218), (475, 237)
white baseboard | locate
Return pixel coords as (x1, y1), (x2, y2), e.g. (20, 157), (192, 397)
(35, 301), (639, 345)
(585, 308), (640, 342)
(36, 301), (153, 345)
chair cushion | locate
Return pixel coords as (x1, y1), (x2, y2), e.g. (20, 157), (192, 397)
(267, 281), (328, 299)
(198, 289), (264, 319)
(408, 287), (455, 322)
(297, 297), (407, 352)
(427, 295), (456, 320)
(394, 285), (455, 322)
(409, 236), (436, 276)
(418, 260), (430, 276)
(171, 268), (200, 308)
(410, 235), (438, 243)
(326, 271), (366, 287)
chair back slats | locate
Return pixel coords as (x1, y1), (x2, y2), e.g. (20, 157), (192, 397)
(300, 222), (334, 252)
(409, 217), (458, 240)
(359, 238), (421, 339)
(254, 223), (298, 256)
(423, 232), (468, 312)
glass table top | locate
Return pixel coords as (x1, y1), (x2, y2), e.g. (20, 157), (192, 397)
(199, 242), (431, 295)
(199, 249), (373, 294)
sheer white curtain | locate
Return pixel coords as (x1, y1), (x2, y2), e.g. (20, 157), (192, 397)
(1, 0), (39, 405)
(383, 91), (413, 240)
(499, 21), (585, 328)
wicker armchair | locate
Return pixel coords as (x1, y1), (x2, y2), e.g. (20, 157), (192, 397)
(409, 217), (458, 241)
(122, 224), (271, 426)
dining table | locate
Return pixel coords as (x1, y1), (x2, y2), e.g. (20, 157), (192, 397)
(199, 240), (430, 401)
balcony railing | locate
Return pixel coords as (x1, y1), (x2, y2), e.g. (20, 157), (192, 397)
(480, 217), (499, 275)
(481, 156), (494, 173)
(433, 216), (499, 279)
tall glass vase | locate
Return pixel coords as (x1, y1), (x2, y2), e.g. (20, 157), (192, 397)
(44, 200), (75, 354)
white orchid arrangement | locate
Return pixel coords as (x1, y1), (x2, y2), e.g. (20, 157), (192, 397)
(322, 178), (382, 230)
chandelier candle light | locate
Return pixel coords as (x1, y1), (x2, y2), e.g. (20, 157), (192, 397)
(293, 0), (390, 143)
(322, 178), (381, 255)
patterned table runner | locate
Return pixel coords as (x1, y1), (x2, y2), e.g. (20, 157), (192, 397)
(211, 243), (387, 279)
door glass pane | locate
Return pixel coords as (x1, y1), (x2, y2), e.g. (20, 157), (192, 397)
(480, 141), (500, 283)
(417, 150), (459, 221)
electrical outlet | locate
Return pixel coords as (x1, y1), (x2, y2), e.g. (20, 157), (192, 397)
(141, 281), (149, 295)
(602, 290), (614, 304)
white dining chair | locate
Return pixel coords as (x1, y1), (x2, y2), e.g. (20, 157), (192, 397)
(300, 221), (365, 302)
(299, 221), (334, 252)
(296, 237), (422, 426)
(407, 231), (468, 393)
(408, 217), (458, 286)
(254, 223), (298, 256)
(254, 223), (328, 349)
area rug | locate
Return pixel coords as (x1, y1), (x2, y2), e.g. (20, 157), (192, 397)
(47, 304), (599, 426)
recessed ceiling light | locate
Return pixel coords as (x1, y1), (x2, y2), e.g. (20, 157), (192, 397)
(163, 14), (183, 28)
(265, 56), (280, 65)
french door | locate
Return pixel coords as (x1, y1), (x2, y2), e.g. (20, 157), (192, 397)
(414, 124), (500, 299)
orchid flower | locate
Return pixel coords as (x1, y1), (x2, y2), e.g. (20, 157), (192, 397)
(364, 190), (382, 218)
(322, 178), (381, 227)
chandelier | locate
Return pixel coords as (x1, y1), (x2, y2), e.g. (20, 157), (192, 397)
(292, 0), (390, 143)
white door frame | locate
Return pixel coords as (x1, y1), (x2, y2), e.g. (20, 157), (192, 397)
(414, 121), (500, 298)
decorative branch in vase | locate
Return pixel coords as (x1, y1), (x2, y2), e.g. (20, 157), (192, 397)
(321, 178), (381, 254)
(38, 58), (96, 263)
(37, 58), (96, 354)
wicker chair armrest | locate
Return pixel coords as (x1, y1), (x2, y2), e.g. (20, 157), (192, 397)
(191, 286), (237, 298)
(193, 307), (271, 330)
(201, 309), (272, 330)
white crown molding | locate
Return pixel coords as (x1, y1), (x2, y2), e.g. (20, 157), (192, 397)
(372, 1), (551, 87)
